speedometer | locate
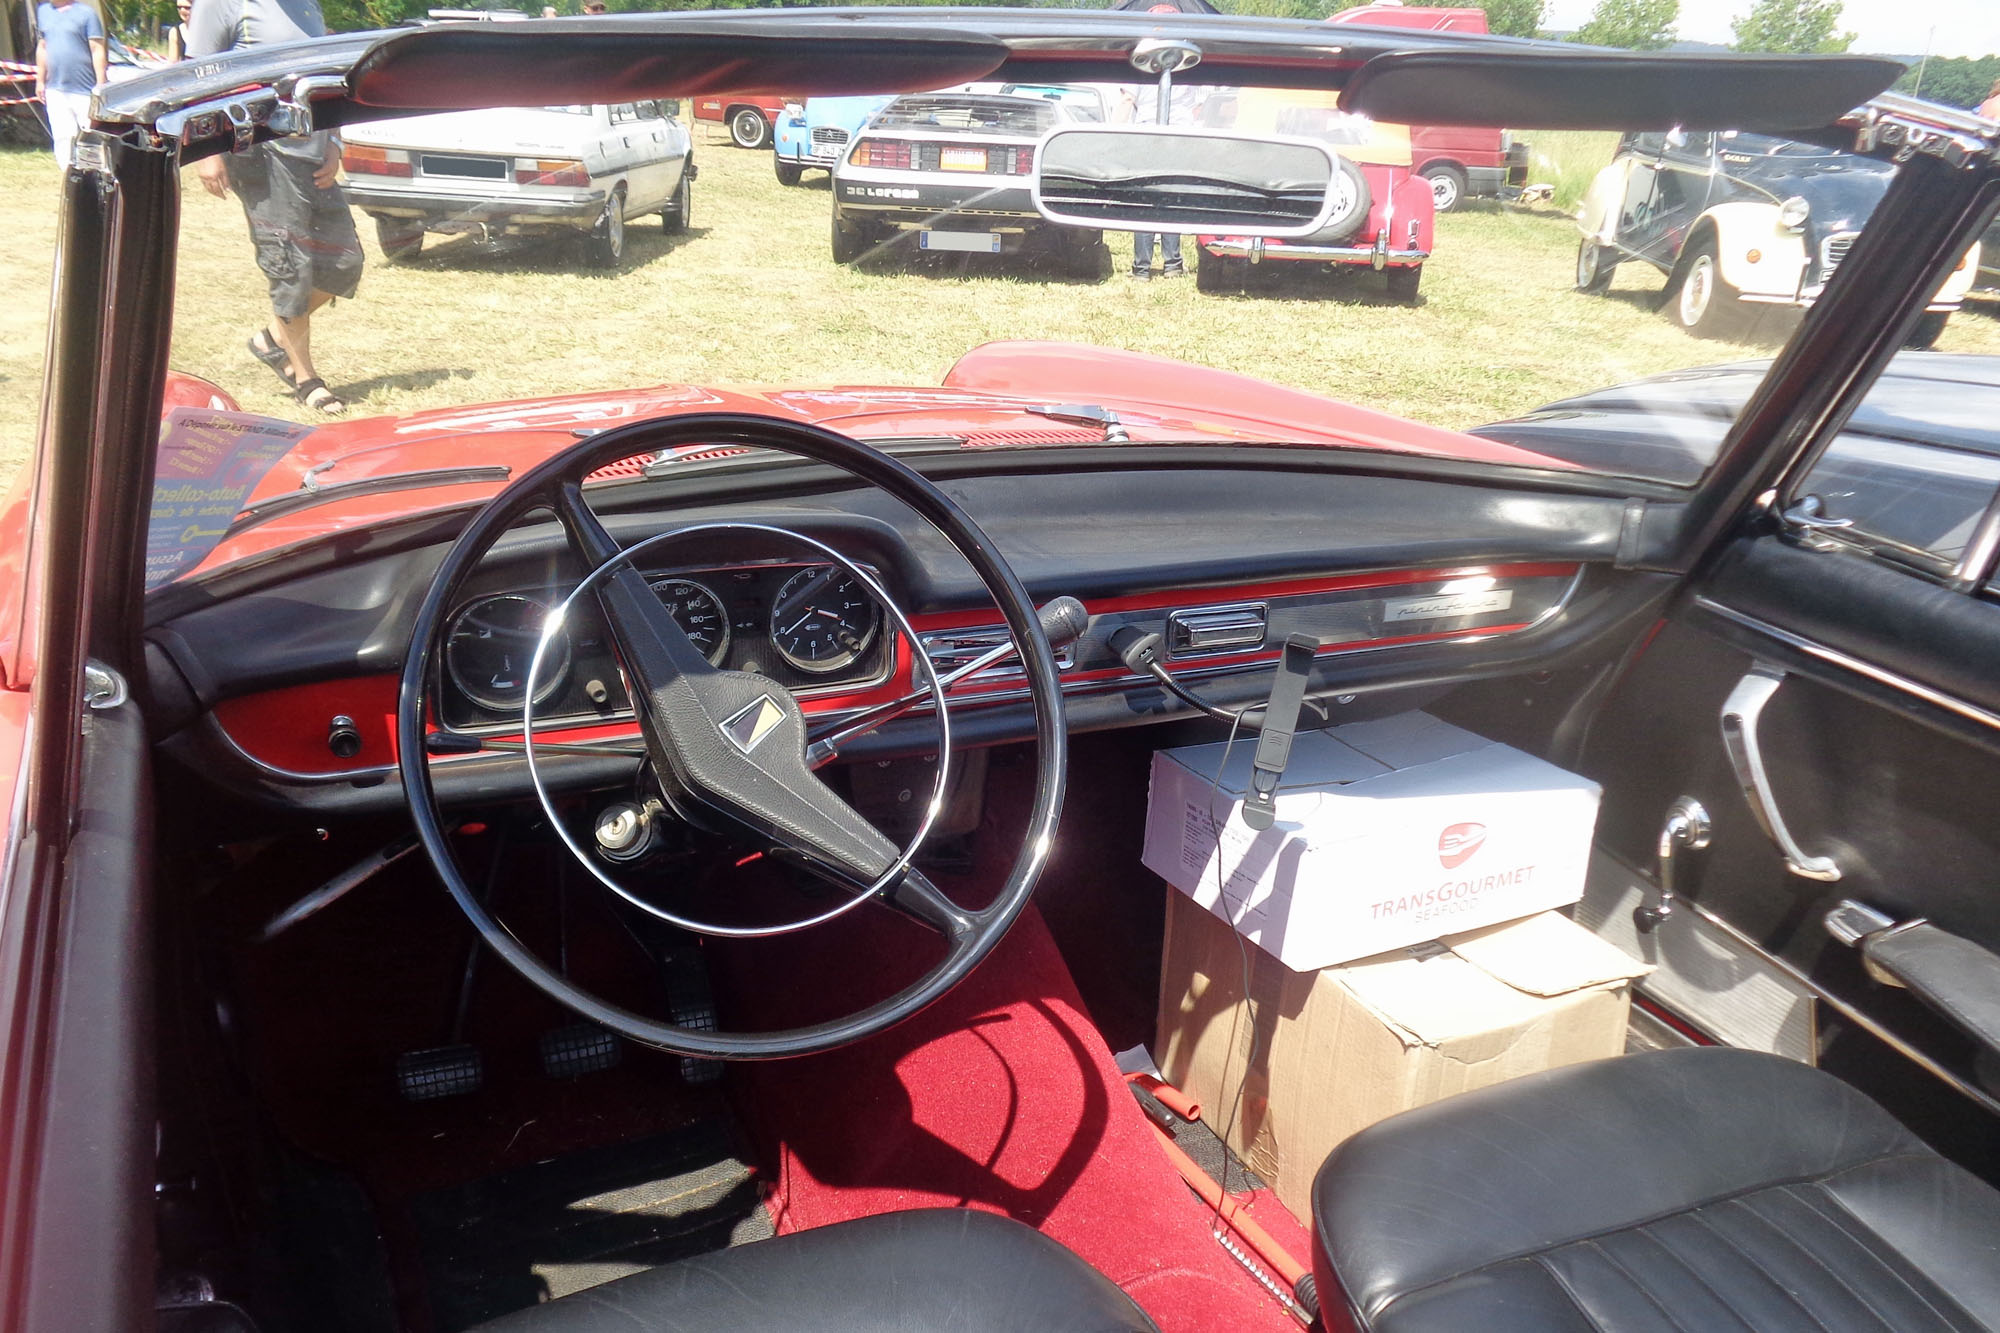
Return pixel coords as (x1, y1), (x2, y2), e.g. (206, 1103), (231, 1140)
(768, 565), (881, 675)
(647, 576), (731, 665)
(444, 594), (571, 713)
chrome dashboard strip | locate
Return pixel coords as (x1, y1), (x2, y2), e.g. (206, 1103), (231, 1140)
(1693, 597), (2000, 736)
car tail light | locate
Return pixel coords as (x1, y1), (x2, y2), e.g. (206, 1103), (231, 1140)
(995, 145), (1033, 175)
(514, 158), (590, 187)
(849, 138), (912, 170)
(342, 144), (412, 178)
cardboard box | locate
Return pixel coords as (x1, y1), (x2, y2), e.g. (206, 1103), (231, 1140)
(1156, 892), (1649, 1221)
(1141, 712), (1601, 970)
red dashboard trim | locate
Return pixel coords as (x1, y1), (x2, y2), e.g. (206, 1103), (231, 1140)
(212, 562), (1578, 777)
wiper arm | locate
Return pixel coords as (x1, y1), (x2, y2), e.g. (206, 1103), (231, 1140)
(228, 465), (511, 535)
(1026, 403), (1129, 442)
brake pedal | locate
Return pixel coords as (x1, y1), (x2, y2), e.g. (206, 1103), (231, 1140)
(663, 946), (723, 1085)
(540, 1023), (622, 1079)
(396, 1045), (483, 1101)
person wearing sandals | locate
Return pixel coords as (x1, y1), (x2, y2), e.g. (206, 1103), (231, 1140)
(186, 0), (362, 415)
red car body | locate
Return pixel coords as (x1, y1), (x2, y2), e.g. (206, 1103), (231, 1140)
(1326, 6), (1531, 210)
(1198, 159), (1436, 296)
(0, 343), (1564, 698)
(693, 91), (794, 148)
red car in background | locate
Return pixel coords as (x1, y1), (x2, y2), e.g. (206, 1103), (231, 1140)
(1327, 4), (1531, 211)
(693, 91), (795, 149)
(1195, 99), (1435, 300)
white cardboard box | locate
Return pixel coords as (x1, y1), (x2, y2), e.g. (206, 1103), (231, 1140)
(1140, 712), (1602, 970)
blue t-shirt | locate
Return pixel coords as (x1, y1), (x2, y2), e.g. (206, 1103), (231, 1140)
(37, 1), (104, 95)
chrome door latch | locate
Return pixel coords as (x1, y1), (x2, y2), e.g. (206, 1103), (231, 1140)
(1777, 494), (1854, 552)
(1635, 796), (1711, 933)
(1720, 667), (1841, 882)
(82, 659), (128, 711)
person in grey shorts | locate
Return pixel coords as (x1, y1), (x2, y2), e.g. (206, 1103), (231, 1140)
(188, 0), (362, 415)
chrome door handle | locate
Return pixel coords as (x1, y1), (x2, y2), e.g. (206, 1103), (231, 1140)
(1719, 667), (1841, 882)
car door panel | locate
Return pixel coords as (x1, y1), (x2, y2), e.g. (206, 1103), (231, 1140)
(1581, 531), (2000, 1175)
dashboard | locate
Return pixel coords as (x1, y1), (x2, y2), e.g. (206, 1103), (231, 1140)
(140, 463), (1678, 819)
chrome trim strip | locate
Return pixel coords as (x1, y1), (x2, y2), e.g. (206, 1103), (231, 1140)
(216, 567), (1584, 786)
(1694, 597), (2000, 735)
(1662, 884), (2000, 1121)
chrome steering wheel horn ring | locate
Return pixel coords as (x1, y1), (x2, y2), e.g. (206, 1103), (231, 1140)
(522, 520), (952, 940)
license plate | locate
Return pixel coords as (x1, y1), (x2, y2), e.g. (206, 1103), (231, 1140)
(939, 146), (988, 172)
(919, 231), (1002, 254)
(810, 143), (838, 159)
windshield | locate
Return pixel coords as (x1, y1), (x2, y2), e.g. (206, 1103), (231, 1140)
(69, 53), (1986, 586)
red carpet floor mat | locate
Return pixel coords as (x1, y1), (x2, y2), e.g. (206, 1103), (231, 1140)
(728, 905), (1309, 1333)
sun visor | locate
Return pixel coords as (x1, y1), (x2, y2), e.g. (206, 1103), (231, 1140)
(347, 20), (1008, 111)
(1340, 49), (1905, 133)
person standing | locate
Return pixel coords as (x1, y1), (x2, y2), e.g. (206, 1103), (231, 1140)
(164, 0), (193, 61)
(1121, 81), (1182, 280)
(34, 0), (106, 171)
(1980, 79), (2000, 123)
(187, 0), (362, 415)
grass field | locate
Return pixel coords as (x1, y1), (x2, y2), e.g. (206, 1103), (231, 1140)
(4, 128), (2000, 486)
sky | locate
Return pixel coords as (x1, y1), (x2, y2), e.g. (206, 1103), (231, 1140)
(1540, 0), (2000, 57)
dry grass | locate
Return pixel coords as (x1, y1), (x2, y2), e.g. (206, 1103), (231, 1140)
(6, 130), (2000, 488)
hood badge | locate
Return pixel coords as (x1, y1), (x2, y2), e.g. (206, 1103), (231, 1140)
(721, 695), (787, 754)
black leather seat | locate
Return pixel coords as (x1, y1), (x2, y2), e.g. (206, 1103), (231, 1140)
(473, 1207), (1158, 1332)
(1313, 1046), (2000, 1333)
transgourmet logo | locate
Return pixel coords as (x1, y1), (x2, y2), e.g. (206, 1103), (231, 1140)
(1437, 822), (1487, 870)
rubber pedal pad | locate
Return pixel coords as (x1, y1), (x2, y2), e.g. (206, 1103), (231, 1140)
(539, 1023), (622, 1080)
(396, 1044), (483, 1101)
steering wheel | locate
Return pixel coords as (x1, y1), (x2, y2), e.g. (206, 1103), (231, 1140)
(396, 414), (1067, 1060)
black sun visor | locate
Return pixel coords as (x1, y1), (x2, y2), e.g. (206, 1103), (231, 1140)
(103, 8), (1907, 147)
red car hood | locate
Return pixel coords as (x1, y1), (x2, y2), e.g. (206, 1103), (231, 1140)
(182, 342), (1567, 578)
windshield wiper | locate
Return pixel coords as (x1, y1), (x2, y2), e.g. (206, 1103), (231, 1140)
(1024, 403), (1129, 441)
(228, 465), (511, 534)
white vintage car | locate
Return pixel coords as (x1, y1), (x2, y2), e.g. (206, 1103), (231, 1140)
(341, 101), (693, 267)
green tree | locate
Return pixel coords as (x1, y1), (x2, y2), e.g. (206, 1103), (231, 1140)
(1480, 0), (1546, 38)
(1730, 0), (1852, 53)
(1893, 54), (2000, 110)
(1572, 0), (1676, 50)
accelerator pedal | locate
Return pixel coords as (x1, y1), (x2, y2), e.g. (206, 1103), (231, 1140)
(539, 1023), (623, 1080)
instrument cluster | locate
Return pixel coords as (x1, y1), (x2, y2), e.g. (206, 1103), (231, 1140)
(439, 560), (888, 730)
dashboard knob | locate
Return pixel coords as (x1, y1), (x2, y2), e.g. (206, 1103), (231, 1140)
(327, 715), (363, 759)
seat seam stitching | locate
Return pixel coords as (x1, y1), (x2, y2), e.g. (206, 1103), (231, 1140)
(1622, 1221), (1759, 1333)
(1530, 1249), (1630, 1331)
(1573, 1236), (1701, 1333)
(1731, 1187), (1906, 1333)
(1687, 1203), (1838, 1333)
(1792, 1184), (1986, 1333)
(1363, 1149), (1940, 1313)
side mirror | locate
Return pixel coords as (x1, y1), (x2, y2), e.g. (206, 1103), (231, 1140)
(660, 98), (682, 119)
(1031, 126), (1344, 237)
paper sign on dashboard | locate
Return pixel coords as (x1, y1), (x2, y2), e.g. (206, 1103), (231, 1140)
(146, 408), (312, 590)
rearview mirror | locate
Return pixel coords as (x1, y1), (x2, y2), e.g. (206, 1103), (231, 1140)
(1031, 127), (1342, 238)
